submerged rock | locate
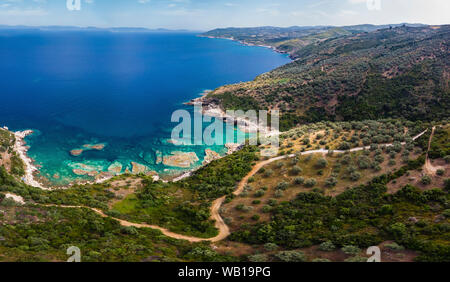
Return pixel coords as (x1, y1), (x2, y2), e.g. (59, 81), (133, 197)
(70, 162), (102, 177)
(203, 149), (221, 165)
(163, 151), (199, 168)
(72, 169), (99, 177)
(83, 143), (106, 150)
(70, 149), (84, 156)
(108, 161), (123, 175)
(166, 139), (181, 145)
(131, 162), (149, 174)
(70, 143), (106, 157)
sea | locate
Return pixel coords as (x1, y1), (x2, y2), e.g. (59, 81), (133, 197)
(0, 29), (291, 185)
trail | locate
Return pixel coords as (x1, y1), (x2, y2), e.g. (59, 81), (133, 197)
(34, 129), (428, 243)
(43, 204), (224, 243)
(424, 126), (444, 175)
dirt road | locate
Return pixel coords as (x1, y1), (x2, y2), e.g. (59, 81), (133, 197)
(424, 126), (445, 175)
(44, 204), (223, 242)
(39, 129), (429, 243)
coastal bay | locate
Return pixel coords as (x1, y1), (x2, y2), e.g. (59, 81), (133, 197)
(0, 30), (291, 186)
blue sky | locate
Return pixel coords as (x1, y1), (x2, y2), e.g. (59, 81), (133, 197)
(0, 0), (448, 30)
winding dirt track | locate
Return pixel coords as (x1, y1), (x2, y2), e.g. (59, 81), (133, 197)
(41, 130), (429, 243)
(424, 126), (445, 175)
(44, 204), (217, 242)
(424, 126), (437, 174)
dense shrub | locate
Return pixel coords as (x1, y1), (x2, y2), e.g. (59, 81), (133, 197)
(264, 243), (279, 251)
(421, 175), (432, 185)
(274, 250), (307, 262)
(275, 182), (289, 191)
(319, 241), (336, 252)
(293, 177), (305, 185)
(316, 158), (328, 169)
(290, 166), (303, 175)
(325, 177), (338, 187)
(304, 178), (317, 188)
(341, 245), (361, 255)
(248, 254), (269, 262)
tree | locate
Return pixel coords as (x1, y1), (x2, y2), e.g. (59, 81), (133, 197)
(421, 175), (432, 185)
(264, 243), (279, 251)
(275, 190), (284, 198)
(290, 166), (302, 175)
(350, 172), (361, 181)
(275, 251), (307, 262)
(305, 178), (317, 187)
(358, 156), (371, 169)
(264, 169), (274, 177)
(338, 142), (351, 150)
(248, 254), (269, 262)
(251, 215), (260, 221)
(341, 155), (352, 165)
(444, 179), (450, 192)
(293, 177), (305, 185)
(262, 205), (272, 213)
(316, 158), (328, 168)
(341, 245), (361, 255)
(393, 142), (403, 153)
(276, 182), (289, 191)
(319, 241), (336, 251)
(390, 222), (408, 240)
(254, 190), (266, 197)
(325, 177), (338, 187)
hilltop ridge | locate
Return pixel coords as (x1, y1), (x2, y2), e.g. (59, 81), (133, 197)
(201, 25), (450, 130)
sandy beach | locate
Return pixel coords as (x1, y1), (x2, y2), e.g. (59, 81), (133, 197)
(13, 130), (116, 190)
(13, 130), (50, 190)
(9, 90), (279, 189)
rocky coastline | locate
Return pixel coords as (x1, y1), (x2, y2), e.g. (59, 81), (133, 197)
(13, 130), (50, 190)
(6, 36), (284, 189)
(10, 128), (236, 189)
(185, 95), (279, 138)
(200, 35), (293, 59)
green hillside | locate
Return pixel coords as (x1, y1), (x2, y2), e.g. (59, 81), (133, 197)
(203, 25), (450, 130)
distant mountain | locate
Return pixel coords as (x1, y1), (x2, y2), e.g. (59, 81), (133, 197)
(202, 24), (428, 59)
(202, 25), (449, 130)
(0, 25), (195, 33)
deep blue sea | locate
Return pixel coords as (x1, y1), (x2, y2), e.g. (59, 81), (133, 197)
(0, 29), (290, 184)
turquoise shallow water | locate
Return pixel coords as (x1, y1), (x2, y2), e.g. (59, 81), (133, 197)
(0, 29), (291, 185)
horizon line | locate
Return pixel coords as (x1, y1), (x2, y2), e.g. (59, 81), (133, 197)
(1, 22), (448, 33)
